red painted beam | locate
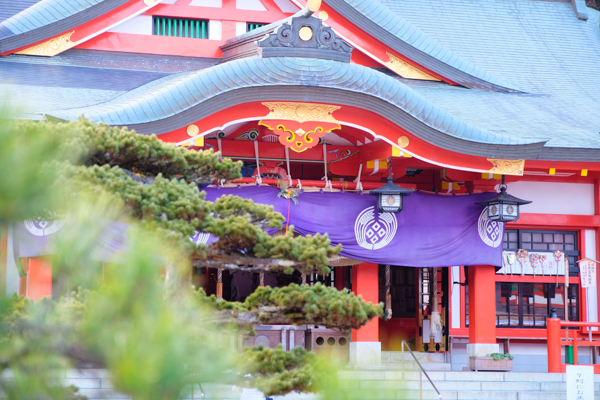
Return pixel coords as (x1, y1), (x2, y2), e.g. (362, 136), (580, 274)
(510, 213), (600, 229)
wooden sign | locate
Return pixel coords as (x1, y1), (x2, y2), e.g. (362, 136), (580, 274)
(566, 365), (593, 400)
(578, 258), (597, 289)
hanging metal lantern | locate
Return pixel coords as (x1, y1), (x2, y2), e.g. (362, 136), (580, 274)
(370, 177), (413, 213)
(475, 177), (531, 223)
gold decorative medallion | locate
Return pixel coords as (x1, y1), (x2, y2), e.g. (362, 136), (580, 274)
(259, 102), (341, 153)
(487, 158), (525, 176)
(261, 102), (340, 123)
(318, 11), (329, 21)
(16, 31), (77, 57)
(384, 52), (440, 81)
(187, 124), (199, 136)
(307, 0), (321, 12)
(398, 136), (409, 148)
(299, 26), (313, 41)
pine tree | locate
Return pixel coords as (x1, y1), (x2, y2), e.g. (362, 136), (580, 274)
(0, 116), (382, 399)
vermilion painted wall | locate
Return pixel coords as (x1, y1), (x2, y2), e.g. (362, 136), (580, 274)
(26, 258), (52, 300)
(352, 262), (379, 342)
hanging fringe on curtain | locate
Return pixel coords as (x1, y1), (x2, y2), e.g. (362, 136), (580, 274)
(217, 268), (223, 300)
(353, 163), (363, 192)
(254, 140), (262, 185)
(285, 146), (293, 187)
(320, 143), (332, 191)
(384, 264), (392, 320)
(430, 267), (442, 339)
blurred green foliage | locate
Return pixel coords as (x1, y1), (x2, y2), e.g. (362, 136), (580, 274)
(0, 113), (382, 399)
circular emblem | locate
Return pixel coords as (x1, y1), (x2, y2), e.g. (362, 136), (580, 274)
(24, 213), (65, 237)
(299, 26), (313, 41)
(478, 207), (503, 248)
(186, 124), (199, 137)
(491, 205), (498, 215)
(254, 336), (270, 348)
(386, 196), (396, 206)
(506, 205), (514, 215)
(190, 231), (210, 246)
(354, 206), (398, 250)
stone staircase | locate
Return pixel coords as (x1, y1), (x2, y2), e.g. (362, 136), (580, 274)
(381, 351), (452, 371)
(337, 369), (600, 400)
(3, 368), (600, 400)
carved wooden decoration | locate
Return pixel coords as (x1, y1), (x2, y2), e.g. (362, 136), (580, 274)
(258, 102), (341, 153)
(487, 159), (525, 176)
(16, 31), (77, 57)
(385, 52), (440, 81)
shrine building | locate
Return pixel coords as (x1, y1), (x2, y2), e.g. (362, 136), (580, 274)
(2, 0), (600, 373)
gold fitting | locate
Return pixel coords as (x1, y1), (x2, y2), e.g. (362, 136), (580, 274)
(318, 11), (329, 21)
(187, 124), (199, 137)
(299, 26), (313, 41)
(307, 0), (321, 12)
(398, 136), (409, 148)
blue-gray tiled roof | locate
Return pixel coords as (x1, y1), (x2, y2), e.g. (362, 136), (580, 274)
(45, 56), (542, 149)
(379, 0), (600, 150)
(0, 0), (130, 53)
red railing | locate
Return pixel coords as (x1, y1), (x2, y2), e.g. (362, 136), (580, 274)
(547, 318), (600, 373)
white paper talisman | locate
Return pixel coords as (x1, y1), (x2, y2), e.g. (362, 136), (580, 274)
(579, 259), (597, 289)
(566, 365), (594, 400)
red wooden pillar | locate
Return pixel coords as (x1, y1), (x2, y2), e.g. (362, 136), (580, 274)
(467, 265), (499, 358)
(352, 262), (379, 341)
(547, 318), (562, 373)
(350, 262), (381, 365)
(26, 258), (52, 300)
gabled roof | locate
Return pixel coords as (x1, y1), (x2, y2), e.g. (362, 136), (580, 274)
(44, 56), (548, 157)
(0, 0), (131, 53)
(324, 0), (521, 92)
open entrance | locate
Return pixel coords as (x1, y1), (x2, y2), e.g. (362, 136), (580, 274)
(379, 265), (449, 353)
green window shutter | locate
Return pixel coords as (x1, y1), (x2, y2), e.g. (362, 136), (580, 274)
(153, 17), (208, 39)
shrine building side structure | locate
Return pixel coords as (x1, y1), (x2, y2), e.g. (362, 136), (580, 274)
(2, 0), (600, 372)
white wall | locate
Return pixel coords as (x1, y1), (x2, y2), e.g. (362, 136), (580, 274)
(508, 181), (595, 215)
(236, 21), (247, 36)
(451, 266), (460, 329)
(585, 230), (598, 327)
(272, 0), (299, 12)
(108, 15), (153, 35)
(209, 20), (222, 40)
(236, 0), (267, 10)
(5, 227), (19, 297)
(190, 0), (222, 7)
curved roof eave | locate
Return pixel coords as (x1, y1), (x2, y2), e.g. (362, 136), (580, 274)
(0, 0), (131, 53)
(326, 0), (522, 93)
(46, 57), (547, 159)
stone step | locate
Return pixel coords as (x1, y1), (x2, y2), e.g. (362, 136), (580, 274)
(382, 361), (452, 371)
(382, 351), (447, 364)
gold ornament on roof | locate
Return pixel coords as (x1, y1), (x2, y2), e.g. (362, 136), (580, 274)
(299, 26), (313, 41)
(319, 11), (329, 21)
(385, 52), (440, 81)
(398, 136), (410, 148)
(487, 158), (525, 176)
(261, 102), (340, 124)
(187, 124), (199, 136)
(16, 31), (76, 57)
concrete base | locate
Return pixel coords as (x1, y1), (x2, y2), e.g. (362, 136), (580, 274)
(349, 342), (381, 366)
(467, 343), (500, 358)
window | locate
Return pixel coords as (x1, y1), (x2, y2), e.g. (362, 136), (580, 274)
(504, 229), (579, 276)
(153, 17), (208, 39)
(247, 22), (266, 32)
(496, 282), (578, 328)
